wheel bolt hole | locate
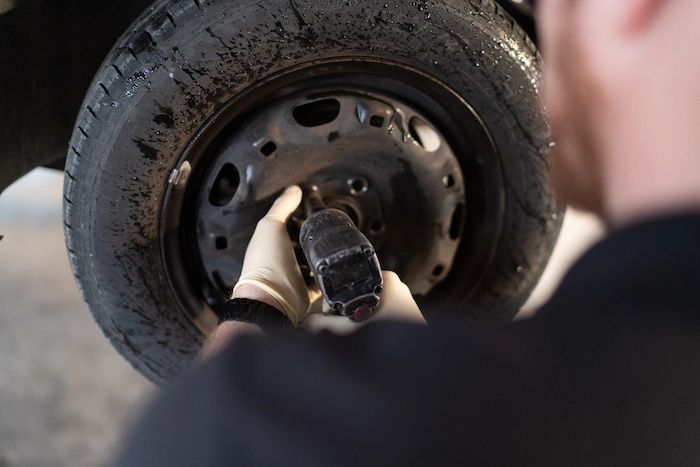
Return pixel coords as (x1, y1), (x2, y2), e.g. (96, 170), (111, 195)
(215, 236), (228, 250)
(349, 178), (368, 195)
(443, 174), (455, 188)
(260, 141), (277, 157)
(369, 219), (385, 235)
(293, 98), (341, 127)
(369, 115), (385, 128)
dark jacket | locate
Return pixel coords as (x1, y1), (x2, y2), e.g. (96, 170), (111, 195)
(118, 214), (700, 466)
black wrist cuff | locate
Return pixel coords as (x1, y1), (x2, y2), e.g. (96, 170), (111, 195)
(218, 298), (294, 331)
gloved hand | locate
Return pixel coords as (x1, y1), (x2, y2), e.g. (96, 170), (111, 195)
(302, 271), (427, 335)
(232, 185), (319, 326)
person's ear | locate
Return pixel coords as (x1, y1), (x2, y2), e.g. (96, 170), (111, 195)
(617, 0), (667, 34)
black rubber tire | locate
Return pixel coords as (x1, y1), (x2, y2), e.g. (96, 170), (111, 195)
(64, 0), (562, 384)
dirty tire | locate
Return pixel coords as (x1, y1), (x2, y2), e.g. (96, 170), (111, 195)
(64, 0), (563, 384)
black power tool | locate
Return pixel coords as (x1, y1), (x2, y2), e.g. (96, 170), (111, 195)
(295, 189), (383, 322)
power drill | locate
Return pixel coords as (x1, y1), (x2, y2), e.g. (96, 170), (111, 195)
(293, 189), (383, 322)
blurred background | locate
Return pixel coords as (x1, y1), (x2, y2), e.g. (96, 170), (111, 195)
(0, 168), (605, 466)
(0, 169), (154, 467)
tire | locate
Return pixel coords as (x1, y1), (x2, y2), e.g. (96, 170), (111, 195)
(64, 0), (563, 384)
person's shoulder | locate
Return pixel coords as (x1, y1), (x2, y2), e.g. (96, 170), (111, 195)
(537, 211), (700, 324)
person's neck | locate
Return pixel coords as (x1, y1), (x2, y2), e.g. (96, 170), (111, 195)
(600, 99), (700, 229)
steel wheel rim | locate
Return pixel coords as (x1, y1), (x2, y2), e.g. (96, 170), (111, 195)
(159, 58), (504, 333)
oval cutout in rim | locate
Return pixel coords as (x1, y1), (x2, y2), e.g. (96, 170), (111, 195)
(409, 116), (442, 152)
(293, 99), (341, 127)
(449, 203), (465, 240)
(209, 163), (240, 207)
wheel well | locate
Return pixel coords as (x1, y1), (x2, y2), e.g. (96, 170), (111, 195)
(495, 0), (537, 45)
(0, 0), (154, 194)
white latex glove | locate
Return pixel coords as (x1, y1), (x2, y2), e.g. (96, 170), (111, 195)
(232, 185), (319, 325)
(302, 270), (427, 335)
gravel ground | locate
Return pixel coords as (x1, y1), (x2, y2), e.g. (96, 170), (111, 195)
(0, 169), (155, 467)
(0, 168), (605, 466)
